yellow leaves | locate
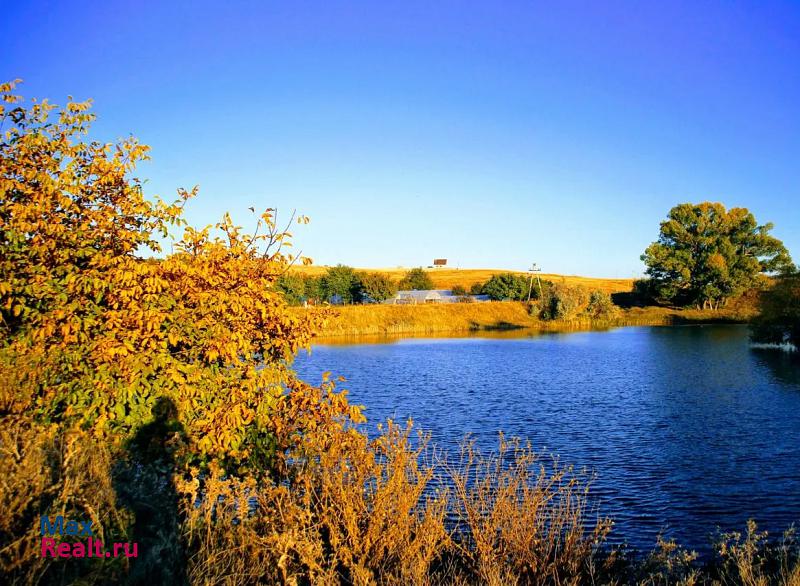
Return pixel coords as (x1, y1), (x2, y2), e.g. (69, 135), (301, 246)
(1, 82), (362, 477)
(169, 369), (185, 385)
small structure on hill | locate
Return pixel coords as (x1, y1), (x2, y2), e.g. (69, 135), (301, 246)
(432, 258), (447, 268)
(391, 290), (444, 304)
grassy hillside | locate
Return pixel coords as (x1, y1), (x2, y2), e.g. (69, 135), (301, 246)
(292, 266), (634, 295)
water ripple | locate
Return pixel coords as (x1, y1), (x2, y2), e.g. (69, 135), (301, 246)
(296, 325), (800, 554)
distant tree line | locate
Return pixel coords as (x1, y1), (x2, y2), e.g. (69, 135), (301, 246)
(277, 265), (396, 305)
(276, 266), (440, 305)
(277, 266), (620, 322)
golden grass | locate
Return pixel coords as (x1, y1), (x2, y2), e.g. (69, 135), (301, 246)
(304, 302), (754, 339)
(4, 409), (799, 585)
(312, 301), (535, 337)
(292, 266), (635, 295)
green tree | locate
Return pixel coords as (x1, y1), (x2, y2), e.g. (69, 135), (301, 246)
(481, 273), (530, 301)
(399, 267), (434, 291)
(469, 282), (484, 295)
(303, 275), (326, 304)
(642, 202), (793, 309)
(451, 284), (468, 296)
(322, 264), (359, 304)
(276, 273), (307, 305)
(357, 272), (398, 302)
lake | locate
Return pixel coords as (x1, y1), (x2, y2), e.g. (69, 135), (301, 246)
(294, 325), (800, 554)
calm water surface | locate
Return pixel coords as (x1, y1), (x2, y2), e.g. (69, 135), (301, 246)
(295, 325), (800, 553)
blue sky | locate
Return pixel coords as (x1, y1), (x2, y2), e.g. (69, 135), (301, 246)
(2, 1), (798, 277)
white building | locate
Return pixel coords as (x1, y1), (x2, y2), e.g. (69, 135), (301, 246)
(386, 290), (489, 304)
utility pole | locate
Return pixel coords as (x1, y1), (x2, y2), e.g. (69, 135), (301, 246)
(527, 263), (543, 302)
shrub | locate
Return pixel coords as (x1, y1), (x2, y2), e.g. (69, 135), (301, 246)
(470, 282), (485, 295)
(451, 284), (468, 296)
(585, 290), (620, 320)
(399, 267), (435, 291)
(632, 277), (660, 306)
(0, 80), (352, 583)
(539, 283), (590, 320)
(750, 274), (800, 349)
(482, 273), (531, 301)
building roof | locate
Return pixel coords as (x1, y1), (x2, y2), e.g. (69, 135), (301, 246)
(396, 289), (447, 300)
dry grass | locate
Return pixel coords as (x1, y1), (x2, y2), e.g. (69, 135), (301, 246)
(292, 266), (635, 295)
(445, 438), (611, 585)
(302, 302), (753, 339)
(178, 421), (450, 586)
(3, 415), (800, 585)
(176, 423), (612, 586)
(712, 521), (800, 586)
(0, 418), (132, 584)
(312, 301), (536, 337)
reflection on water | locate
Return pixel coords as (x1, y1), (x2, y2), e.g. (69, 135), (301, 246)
(313, 325), (617, 346)
(752, 348), (800, 387)
(295, 325), (800, 554)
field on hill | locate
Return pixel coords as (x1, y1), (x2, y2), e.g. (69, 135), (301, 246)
(292, 266), (635, 295)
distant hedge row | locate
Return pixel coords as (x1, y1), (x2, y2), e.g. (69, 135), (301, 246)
(277, 266), (436, 305)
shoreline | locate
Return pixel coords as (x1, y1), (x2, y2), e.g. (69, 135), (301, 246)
(308, 302), (753, 340)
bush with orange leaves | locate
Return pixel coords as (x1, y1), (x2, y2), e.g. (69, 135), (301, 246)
(0, 79), (353, 582)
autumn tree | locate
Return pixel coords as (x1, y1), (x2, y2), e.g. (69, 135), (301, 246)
(0, 79), (362, 473)
(641, 202), (793, 309)
(399, 267), (434, 290)
(0, 79), (362, 582)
